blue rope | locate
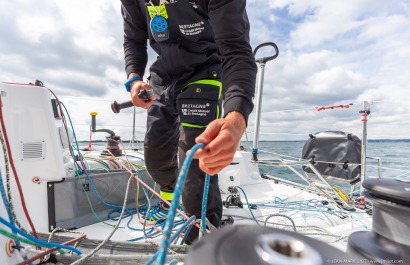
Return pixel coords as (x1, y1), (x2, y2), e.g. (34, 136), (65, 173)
(234, 186), (260, 226)
(108, 210), (186, 241)
(155, 143), (204, 265)
(61, 101), (160, 230)
(145, 216), (196, 265)
(129, 218), (187, 243)
(179, 222), (193, 245)
(201, 173), (211, 236)
(59, 102), (83, 166)
(61, 102), (115, 206)
(0, 216), (82, 254)
(59, 102), (86, 173)
(128, 231), (161, 242)
(61, 101), (137, 214)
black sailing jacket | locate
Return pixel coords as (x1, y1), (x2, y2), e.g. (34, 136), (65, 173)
(121, 0), (257, 122)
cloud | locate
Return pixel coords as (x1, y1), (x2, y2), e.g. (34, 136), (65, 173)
(0, 0), (124, 96)
(1, 0), (410, 141)
(245, 0), (410, 140)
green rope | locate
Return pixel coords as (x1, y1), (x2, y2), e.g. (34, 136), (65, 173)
(0, 227), (66, 254)
(74, 174), (124, 229)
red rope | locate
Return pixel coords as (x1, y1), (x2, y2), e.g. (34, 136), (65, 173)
(0, 97), (38, 238)
(16, 234), (86, 265)
(88, 128), (93, 150)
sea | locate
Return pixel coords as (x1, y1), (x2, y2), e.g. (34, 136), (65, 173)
(85, 139), (410, 181)
(254, 140), (410, 183)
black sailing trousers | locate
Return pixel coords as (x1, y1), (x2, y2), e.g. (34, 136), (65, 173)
(144, 78), (222, 244)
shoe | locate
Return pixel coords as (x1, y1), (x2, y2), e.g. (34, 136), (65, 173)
(141, 202), (169, 224)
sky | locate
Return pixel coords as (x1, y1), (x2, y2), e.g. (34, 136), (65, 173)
(1, 0), (410, 142)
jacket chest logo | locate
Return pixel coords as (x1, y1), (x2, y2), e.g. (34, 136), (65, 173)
(179, 21), (205, 36)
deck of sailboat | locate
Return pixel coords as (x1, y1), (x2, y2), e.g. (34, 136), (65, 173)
(44, 152), (372, 252)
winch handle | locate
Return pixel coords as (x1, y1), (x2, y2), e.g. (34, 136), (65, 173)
(253, 42), (279, 64)
(111, 89), (154, 113)
(111, 100), (134, 114)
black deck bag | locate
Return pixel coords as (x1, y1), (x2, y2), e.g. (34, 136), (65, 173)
(302, 131), (361, 181)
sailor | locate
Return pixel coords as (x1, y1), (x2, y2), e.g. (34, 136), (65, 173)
(120, 0), (256, 244)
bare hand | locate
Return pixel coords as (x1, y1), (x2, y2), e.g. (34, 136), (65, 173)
(190, 111), (246, 175)
(130, 80), (155, 109)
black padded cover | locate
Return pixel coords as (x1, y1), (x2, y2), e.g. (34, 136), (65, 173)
(302, 131), (361, 181)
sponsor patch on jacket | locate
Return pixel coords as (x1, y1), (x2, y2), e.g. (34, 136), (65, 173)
(179, 21), (205, 36)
